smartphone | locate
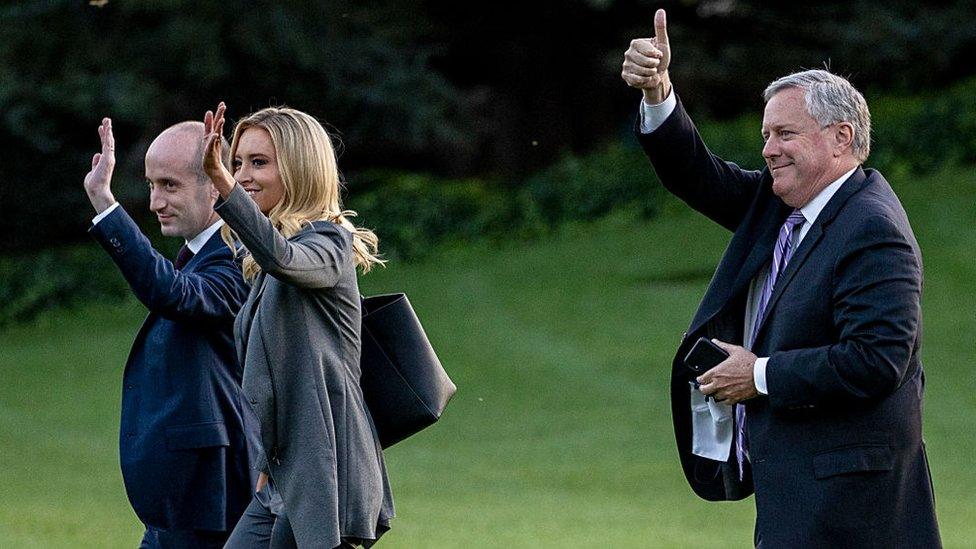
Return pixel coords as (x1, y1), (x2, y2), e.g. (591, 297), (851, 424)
(683, 337), (730, 375)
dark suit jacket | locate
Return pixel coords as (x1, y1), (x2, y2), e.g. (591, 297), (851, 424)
(637, 99), (941, 547)
(90, 207), (257, 532)
(215, 185), (394, 549)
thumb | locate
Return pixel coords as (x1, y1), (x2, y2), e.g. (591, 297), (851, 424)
(711, 339), (737, 353)
(654, 8), (669, 46)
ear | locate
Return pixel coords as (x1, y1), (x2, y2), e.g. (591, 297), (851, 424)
(833, 122), (855, 157)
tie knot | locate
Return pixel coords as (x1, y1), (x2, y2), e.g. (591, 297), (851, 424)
(174, 245), (195, 270)
(785, 210), (805, 228)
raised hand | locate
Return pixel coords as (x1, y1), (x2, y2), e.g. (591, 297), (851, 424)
(622, 9), (672, 104)
(83, 117), (118, 214)
(203, 102), (236, 198)
(696, 339), (759, 405)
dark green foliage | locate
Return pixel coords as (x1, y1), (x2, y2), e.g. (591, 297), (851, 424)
(523, 142), (666, 226)
(352, 172), (525, 261)
(871, 77), (976, 176)
(0, 245), (130, 328)
(6, 74), (976, 325)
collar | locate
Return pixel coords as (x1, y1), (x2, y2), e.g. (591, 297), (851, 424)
(185, 219), (225, 254)
(798, 167), (857, 225)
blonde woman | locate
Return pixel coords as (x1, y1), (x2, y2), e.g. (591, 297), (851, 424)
(202, 103), (393, 549)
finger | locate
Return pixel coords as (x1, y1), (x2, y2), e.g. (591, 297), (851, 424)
(623, 62), (659, 77)
(215, 102), (226, 126)
(622, 73), (651, 88)
(204, 110), (214, 134)
(215, 115), (225, 137)
(103, 118), (115, 155)
(625, 53), (661, 72)
(654, 8), (669, 47)
(696, 371), (712, 385)
(711, 339), (738, 353)
(629, 40), (663, 61)
(92, 153), (100, 170)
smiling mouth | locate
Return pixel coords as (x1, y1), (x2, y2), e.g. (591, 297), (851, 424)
(244, 188), (261, 196)
(770, 164), (793, 172)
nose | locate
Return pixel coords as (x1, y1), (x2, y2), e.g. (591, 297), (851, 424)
(148, 186), (164, 213)
(235, 164), (250, 185)
(762, 136), (779, 161)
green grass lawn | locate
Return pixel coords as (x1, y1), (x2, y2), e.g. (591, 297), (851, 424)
(1, 165), (973, 547)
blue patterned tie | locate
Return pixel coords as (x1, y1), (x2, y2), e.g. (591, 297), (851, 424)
(735, 209), (806, 480)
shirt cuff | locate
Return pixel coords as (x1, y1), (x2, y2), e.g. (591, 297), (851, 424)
(754, 357), (769, 395)
(638, 88), (677, 134)
(91, 202), (121, 225)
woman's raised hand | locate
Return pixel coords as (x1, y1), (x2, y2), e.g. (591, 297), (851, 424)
(203, 102), (236, 198)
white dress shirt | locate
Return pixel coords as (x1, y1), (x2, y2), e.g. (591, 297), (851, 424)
(92, 202), (225, 253)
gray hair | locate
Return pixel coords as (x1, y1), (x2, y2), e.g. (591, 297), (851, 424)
(763, 69), (871, 163)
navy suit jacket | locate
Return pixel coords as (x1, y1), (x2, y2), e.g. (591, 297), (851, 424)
(637, 99), (941, 547)
(90, 207), (257, 532)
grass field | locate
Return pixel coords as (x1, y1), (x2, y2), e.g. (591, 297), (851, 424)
(1, 165), (973, 547)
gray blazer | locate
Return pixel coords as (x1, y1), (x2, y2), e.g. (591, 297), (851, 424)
(216, 185), (394, 548)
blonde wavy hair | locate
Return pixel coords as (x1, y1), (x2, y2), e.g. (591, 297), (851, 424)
(220, 107), (384, 281)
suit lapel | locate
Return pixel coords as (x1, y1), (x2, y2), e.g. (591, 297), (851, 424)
(752, 168), (868, 344)
(181, 229), (226, 273)
(687, 187), (788, 337)
(731, 201), (791, 297)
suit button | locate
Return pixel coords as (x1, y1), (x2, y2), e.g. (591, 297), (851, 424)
(249, 399), (257, 405)
(110, 238), (120, 247)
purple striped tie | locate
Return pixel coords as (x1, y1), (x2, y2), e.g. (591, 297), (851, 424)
(735, 209), (806, 480)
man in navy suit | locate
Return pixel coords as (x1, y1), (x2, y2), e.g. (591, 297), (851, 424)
(622, 9), (940, 547)
(83, 118), (255, 547)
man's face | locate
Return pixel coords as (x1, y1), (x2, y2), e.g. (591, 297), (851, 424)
(761, 87), (840, 208)
(145, 133), (217, 240)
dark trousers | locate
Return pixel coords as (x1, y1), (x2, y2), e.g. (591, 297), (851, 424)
(225, 494), (359, 549)
(139, 525), (227, 549)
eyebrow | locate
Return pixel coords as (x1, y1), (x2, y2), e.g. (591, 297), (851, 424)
(148, 177), (182, 186)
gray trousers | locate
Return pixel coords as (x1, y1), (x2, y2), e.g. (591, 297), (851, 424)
(224, 487), (360, 549)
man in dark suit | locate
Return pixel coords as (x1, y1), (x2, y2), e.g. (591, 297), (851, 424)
(83, 118), (255, 547)
(622, 9), (941, 547)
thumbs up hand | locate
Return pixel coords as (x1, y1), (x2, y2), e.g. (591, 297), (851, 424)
(622, 9), (672, 104)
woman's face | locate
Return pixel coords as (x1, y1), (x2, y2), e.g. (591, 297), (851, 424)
(233, 127), (285, 215)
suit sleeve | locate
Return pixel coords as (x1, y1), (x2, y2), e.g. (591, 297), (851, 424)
(215, 184), (347, 289)
(89, 207), (248, 325)
(636, 96), (764, 232)
(765, 214), (922, 409)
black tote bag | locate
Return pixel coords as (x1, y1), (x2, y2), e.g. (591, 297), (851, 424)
(360, 293), (456, 448)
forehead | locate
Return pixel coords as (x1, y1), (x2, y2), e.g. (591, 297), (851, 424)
(236, 127), (276, 156)
(762, 87), (814, 128)
(145, 132), (199, 181)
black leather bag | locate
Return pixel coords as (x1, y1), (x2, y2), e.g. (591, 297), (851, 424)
(360, 293), (456, 448)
